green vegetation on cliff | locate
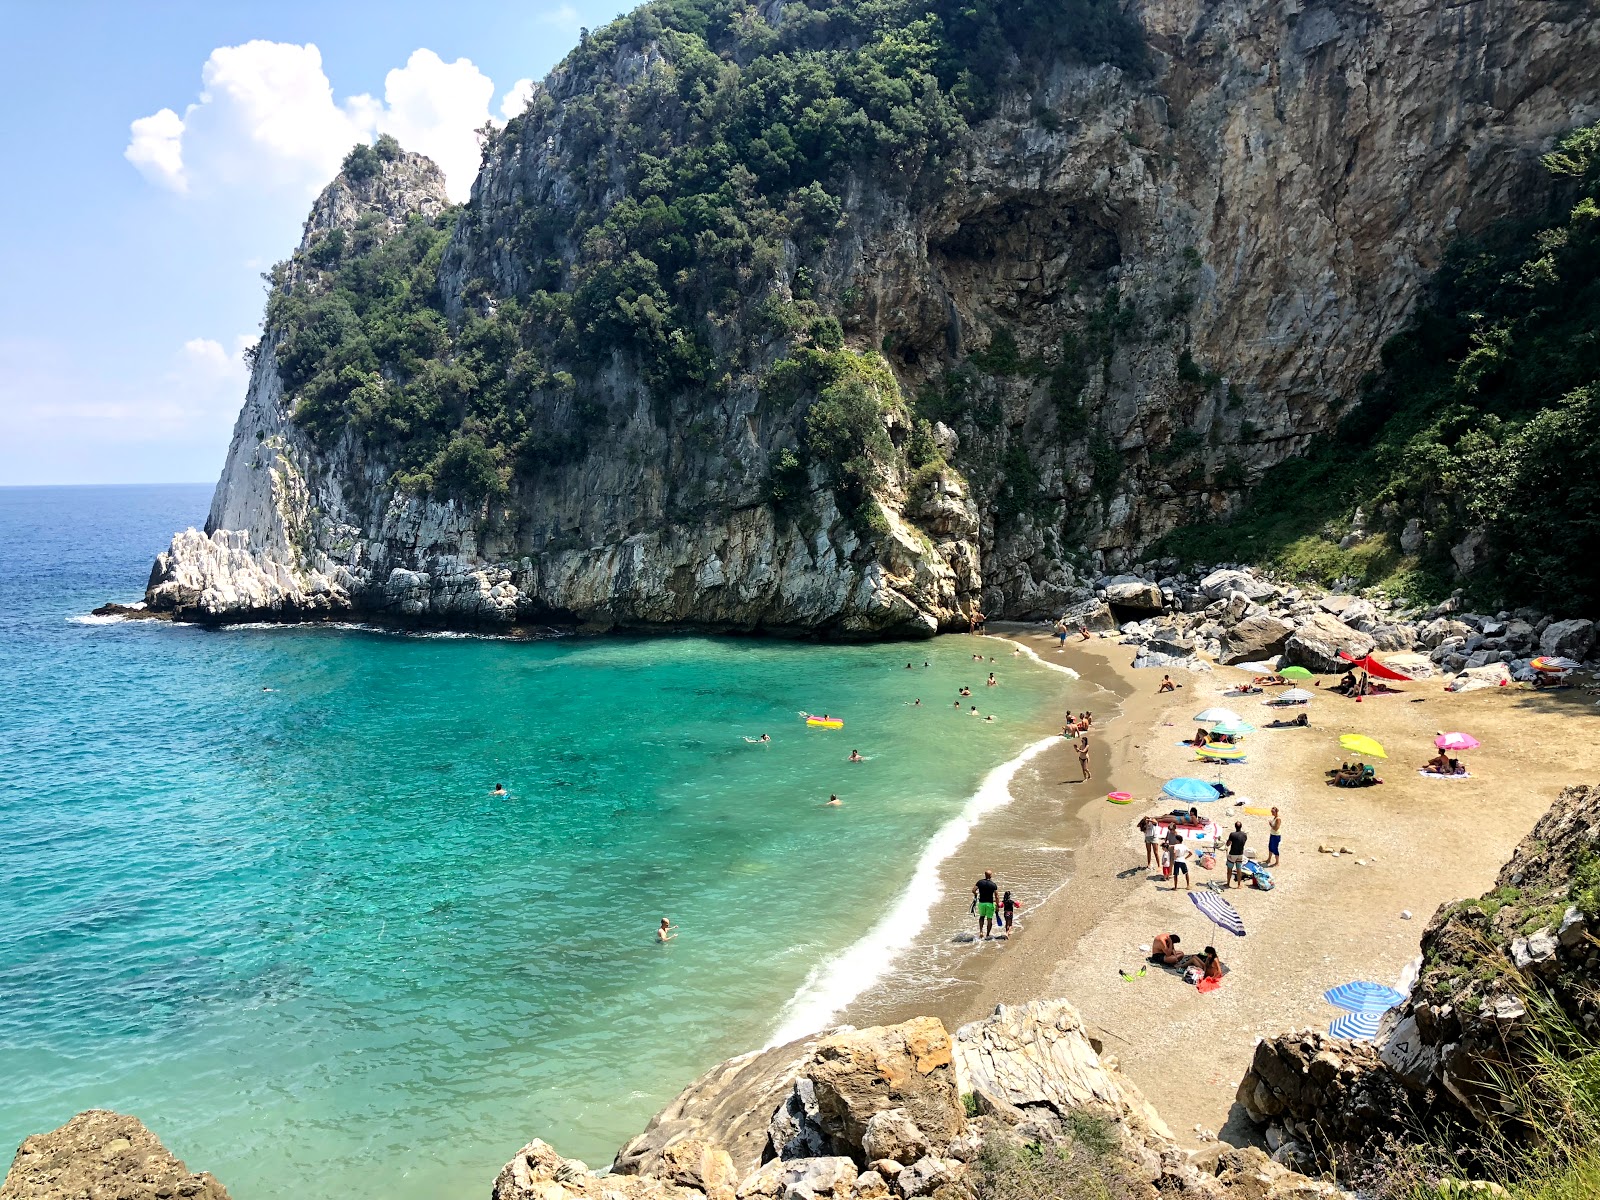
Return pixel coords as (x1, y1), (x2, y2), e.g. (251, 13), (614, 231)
(267, 0), (1144, 505)
(1163, 123), (1600, 612)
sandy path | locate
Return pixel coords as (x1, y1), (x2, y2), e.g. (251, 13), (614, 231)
(843, 625), (1599, 1148)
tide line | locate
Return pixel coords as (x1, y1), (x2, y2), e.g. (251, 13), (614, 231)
(986, 634), (1081, 679)
(764, 732), (1060, 1047)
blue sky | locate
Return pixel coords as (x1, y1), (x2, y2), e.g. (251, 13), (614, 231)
(0, 1), (629, 486)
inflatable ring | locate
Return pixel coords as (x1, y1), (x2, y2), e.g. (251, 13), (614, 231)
(1106, 791), (1133, 805)
(806, 717), (844, 729)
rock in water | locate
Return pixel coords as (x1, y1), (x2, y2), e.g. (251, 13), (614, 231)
(0, 1111), (231, 1200)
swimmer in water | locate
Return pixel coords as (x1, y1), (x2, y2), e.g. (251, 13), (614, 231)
(849, 749), (863, 761)
(970, 705), (980, 715)
(492, 783), (507, 796)
(743, 734), (771, 743)
(826, 794), (842, 806)
(905, 662), (913, 669)
(987, 673), (997, 686)
(657, 917), (677, 943)
(912, 698), (921, 706)
(984, 715), (996, 722)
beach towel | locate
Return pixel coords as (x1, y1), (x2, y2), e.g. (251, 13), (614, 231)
(1241, 806), (1273, 816)
(1418, 770), (1473, 780)
(1196, 976), (1222, 994)
(1189, 891), (1246, 936)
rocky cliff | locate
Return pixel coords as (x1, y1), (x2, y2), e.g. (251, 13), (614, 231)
(145, 0), (1600, 634)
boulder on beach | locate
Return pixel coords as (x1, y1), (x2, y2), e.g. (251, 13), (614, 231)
(0, 1111), (231, 1200)
(1102, 579), (1164, 613)
(1284, 612), (1376, 673)
(1220, 613), (1294, 665)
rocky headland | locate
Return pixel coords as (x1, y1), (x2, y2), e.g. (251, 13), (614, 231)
(137, 0), (1600, 636)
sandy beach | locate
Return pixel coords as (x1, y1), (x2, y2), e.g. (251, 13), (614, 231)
(843, 623), (1600, 1148)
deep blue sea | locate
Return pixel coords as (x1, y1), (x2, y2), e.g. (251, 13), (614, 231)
(0, 485), (1070, 1198)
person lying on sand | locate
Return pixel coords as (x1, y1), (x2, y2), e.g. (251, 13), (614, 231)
(1267, 712), (1310, 728)
(1253, 673), (1287, 686)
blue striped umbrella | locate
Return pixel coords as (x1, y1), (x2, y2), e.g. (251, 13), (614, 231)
(1323, 981), (1405, 1013)
(1189, 891), (1246, 936)
(1329, 1012), (1382, 1040)
(1163, 777), (1221, 804)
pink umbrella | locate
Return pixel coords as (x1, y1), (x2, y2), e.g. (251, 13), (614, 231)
(1435, 732), (1480, 751)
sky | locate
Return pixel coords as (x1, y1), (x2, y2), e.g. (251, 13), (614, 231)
(0, 1), (631, 486)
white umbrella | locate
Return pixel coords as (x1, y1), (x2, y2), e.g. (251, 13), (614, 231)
(1278, 688), (1314, 703)
(1193, 707), (1243, 724)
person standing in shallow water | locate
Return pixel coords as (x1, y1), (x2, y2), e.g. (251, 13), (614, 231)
(657, 918), (676, 943)
(972, 871), (1000, 938)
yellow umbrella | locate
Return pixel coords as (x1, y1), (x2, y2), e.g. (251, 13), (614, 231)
(1196, 743), (1247, 760)
(1339, 734), (1386, 759)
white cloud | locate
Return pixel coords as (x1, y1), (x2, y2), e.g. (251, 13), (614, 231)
(500, 78), (537, 121)
(541, 5), (582, 32)
(181, 335), (253, 384)
(125, 107), (187, 190)
(372, 50), (496, 199)
(124, 41), (499, 203)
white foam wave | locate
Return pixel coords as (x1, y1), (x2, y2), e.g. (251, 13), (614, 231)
(67, 613), (128, 626)
(986, 634), (1080, 679)
(764, 733), (1060, 1047)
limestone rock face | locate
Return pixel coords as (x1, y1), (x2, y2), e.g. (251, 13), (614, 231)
(1220, 613), (1294, 666)
(802, 1018), (965, 1161)
(0, 1111), (230, 1200)
(143, 0), (1600, 634)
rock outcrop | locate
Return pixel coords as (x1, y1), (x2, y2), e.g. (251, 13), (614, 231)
(0, 1111), (230, 1200)
(500, 1001), (1348, 1200)
(1236, 782), (1600, 1175)
(141, 0), (1600, 635)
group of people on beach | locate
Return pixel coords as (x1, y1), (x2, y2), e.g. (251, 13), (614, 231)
(971, 870), (1021, 939)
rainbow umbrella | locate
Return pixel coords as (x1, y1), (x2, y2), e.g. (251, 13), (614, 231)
(1280, 666), (1314, 681)
(1339, 734), (1386, 759)
(1531, 656), (1580, 672)
(1196, 744), (1247, 761)
(1435, 732), (1480, 751)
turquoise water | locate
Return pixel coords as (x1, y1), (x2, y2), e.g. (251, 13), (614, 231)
(0, 485), (1069, 1199)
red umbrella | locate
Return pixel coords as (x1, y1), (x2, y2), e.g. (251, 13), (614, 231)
(1338, 651), (1414, 682)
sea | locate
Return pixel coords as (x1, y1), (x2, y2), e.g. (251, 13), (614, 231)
(0, 484), (1073, 1199)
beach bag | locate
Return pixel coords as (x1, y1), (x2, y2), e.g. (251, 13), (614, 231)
(1199, 853), (1217, 871)
(1182, 965), (1204, 984)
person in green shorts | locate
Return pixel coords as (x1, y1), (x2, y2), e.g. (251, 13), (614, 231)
(973, 871), (1000, 938)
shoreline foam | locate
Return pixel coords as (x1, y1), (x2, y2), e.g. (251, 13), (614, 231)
(766, 731), (1061, 1046)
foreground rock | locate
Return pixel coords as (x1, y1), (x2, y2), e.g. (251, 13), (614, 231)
(0, 1111), (230, 1200)
(1237, 782), (1600, 1175)
(501, 1001), (1348, 1200)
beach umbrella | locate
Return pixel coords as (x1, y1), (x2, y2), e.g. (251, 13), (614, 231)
(1339, 734), (1387, 759)
(1189, 891), (1247, 937)
(1162, 777), (1221, 804)
(1435, 732), (1480, 751)
(1531, 656), (1580, 672)
(1279, 666), (1314, 681)
(1194, 706), (1243, 724)
(1210, 719), (1255, 737)
(1328, 1011), (1382, 1040)
(1278, 688), (1314, 703)
(1323, 981), (1405, 1013)
(1195, 744), (1246, 761)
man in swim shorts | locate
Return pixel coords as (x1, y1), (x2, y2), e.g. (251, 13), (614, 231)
(1149, 931), (1182, 964)
(1266, 807), (1282, 866)
(973, 871), (1000, 938)
(1226, 821), (1248, 888)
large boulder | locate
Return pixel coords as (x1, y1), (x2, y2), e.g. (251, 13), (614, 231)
(1539, 618), (1595, 660)
(495, 1140), (707, 1200)
(802, 1018), (965, 1161)
(1200, 569), (1278, 602)
(616, 1032), (828, 1178)
(1220, 613), (1294, 665)
(0, 1111), (231, 1200)
(1103, 580), (1165, 613)
(1284, 612), (1376, 673)
(1060, 597), (1117, 633)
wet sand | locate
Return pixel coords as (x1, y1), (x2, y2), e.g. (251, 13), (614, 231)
(842, 623), (1600, 1148)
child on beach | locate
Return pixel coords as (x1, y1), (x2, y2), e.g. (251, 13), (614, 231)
(1001, 891), (1020, 934)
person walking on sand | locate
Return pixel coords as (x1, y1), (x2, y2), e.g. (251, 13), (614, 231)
(1075, 732), (1092, 782)
(972, 871), (1000, 938)
(1170, 838), (1192, 890)
(1266, 807), (1283, 866)
(657, 917), (677, 943)
(1001, 890), (1021, 935)
(1226, 821), (1249, 889)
